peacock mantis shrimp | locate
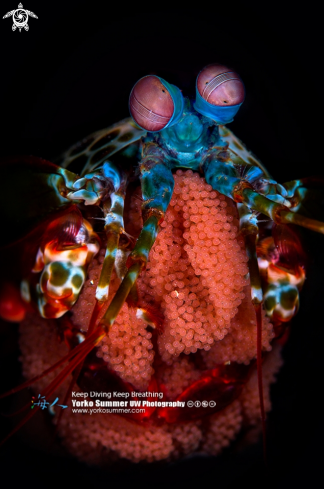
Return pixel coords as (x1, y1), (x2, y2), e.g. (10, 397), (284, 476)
(0, 63), (322, 464)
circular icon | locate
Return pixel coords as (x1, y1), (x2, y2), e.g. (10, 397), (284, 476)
(202, 401), (208, 408)
(13, 9), (28, 28)
(194, 400), (201, 408)
(209, 400), (216, 408)
(187, 400), (193, 408)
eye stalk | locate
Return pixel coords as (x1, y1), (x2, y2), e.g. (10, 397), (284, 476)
(129, 75), (184, 132)
(194, 64), (245, 124)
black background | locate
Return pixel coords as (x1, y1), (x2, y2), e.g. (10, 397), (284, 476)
(0, 1), (323, 487)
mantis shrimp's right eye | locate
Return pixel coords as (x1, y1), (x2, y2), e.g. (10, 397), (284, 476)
(129, 75), (184, 132)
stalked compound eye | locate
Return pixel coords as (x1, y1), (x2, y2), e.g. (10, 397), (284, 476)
(194, 64), (245, 124)
(129, 75), (184, 132)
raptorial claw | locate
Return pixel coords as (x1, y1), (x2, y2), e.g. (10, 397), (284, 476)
(67, 188), (101, 205)
(240, 188), (324, 235)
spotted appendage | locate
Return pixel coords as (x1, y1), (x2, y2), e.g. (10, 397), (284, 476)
(22, 209), (100, 318)
(257, 233), (306, 324)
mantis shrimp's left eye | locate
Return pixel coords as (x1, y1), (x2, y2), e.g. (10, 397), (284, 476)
(194, 64), (245, 124)
(129, 75), (184, 132)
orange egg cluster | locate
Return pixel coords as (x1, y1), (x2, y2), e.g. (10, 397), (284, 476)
(202, 289), (274, 367)
(71, 251), (154, 391)
(138, 170), (250, 362)
(71, 170), (274, 388)
(96, 306), (154, 391)
(17, 169), (282, 464)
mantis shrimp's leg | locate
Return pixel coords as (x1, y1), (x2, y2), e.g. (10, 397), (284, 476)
(95, 165), (128, 303)
(64, 161), (130, 329)
(278, 177), (324, 216)
(53, 164), (129, 421)
(202, 153), (324, 234)
(237, 204), (266, 454)
(241, 188), (324, 233)
(237, 204), (263, 307)
(100, 144), (174, 332)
